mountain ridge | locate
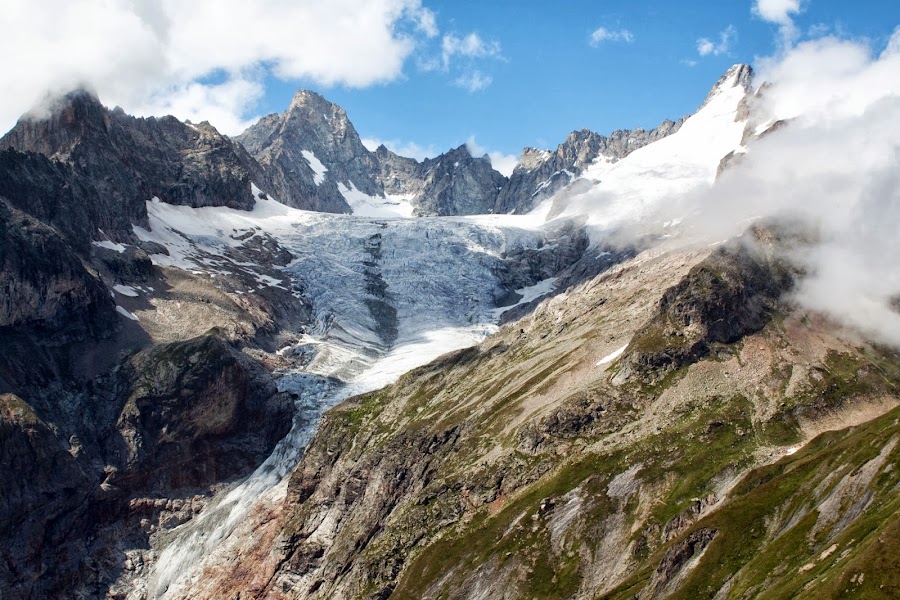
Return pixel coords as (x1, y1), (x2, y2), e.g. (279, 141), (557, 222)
(6, 60), (895, 600)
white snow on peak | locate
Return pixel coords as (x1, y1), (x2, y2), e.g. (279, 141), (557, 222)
(553, 72), (748, 231)
(301, 150), (328, 185)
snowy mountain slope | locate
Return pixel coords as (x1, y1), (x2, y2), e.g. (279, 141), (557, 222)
(494, 120), (686, 215)
(542, 65), (753, 231)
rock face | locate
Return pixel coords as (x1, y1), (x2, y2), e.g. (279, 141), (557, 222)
(0, 199), (118, 342)
(494, 120), (685, 215)
(376, 143), (509, 216)
(112, 334), (293, 492)
(0, 148), (102, 250)
(236, 90), (509, 216)
(411, 145), (508, 216)
(373, 144), (423, 197)
(615, 222), (797, 384)
(0, 393), (96, 597)
(0, 332), (292, 599)
(371, 142), (511, 216)
(236, 89), (381, 213)
(0, 92), (301, 599)
(0, 89), (268, 240)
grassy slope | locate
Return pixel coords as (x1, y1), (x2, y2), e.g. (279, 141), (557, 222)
(276, 243), (900, 600)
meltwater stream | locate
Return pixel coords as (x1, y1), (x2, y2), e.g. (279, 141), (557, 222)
(134, 203), (553, 598)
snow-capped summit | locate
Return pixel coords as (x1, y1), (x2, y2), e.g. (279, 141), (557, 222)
(548, 64), (753, 229)
(700, 64), (754, 108)
(494, 119), (687, 215)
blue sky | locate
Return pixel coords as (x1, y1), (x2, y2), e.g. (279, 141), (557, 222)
(257, 0), (899, 164)
(2, 0), (897, 170)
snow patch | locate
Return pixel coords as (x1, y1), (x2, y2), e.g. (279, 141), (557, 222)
(492, 278), (558, 319)
(596, 344), (628, 367)
(115, 305), (139, 321)
(93, 240), (126, 253)
(113, 284), (139, 297)
(340, 182), (415, 218)
(301, 150), (328, 185)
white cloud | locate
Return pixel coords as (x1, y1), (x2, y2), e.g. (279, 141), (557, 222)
(441, 32), (502, 69)
(361, 137), (439, 161)
(697, 25), (737, 57)
(454, 71), (493, 93)
(678, 33), (900, 347)
(589, 27), (634, 47)
(465, 136), (518, 176)
(414, 7), (439, 38)
(753, 0), (805, 45)
(0, 0), (440, 135)
(753, 0), (804, 25)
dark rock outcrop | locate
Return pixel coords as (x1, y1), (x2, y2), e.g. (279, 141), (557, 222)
(616, 224), (797, 384)
(0, 332), (292, 599)
(1, 89), (268, 240)
(110, 333), (293, 493)
(411, 145), (508, 216)
(374, 144), (423, 197)
(0, 393), (97, 598)
(0, 198), (117, 341)
(640, 528), (718, 599)
(372, 142), (510, 216)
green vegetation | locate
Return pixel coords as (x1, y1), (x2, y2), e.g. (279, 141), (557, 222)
(604, 406), (900, 599)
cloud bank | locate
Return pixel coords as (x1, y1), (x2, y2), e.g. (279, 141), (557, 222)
(0, 0), (444, 135)
(674, 31), (900, 347)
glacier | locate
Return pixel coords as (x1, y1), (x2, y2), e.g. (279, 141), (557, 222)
(132, 65), (751, 598)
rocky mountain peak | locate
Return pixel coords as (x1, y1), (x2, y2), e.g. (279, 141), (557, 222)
(0, 89), (267, 242)
(445, 143), (473, 159)
(558, 128), (604, 165)
(701, 63), (754, 108)
(516, 147), (553, 171)
(234, 88), (382, 213)
(286, 89), (352, 132)
(405, 142), (507, 216)
(2, 88), (111, 162)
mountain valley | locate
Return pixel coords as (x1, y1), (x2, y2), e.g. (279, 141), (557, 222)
(1, 53), (899, 600)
